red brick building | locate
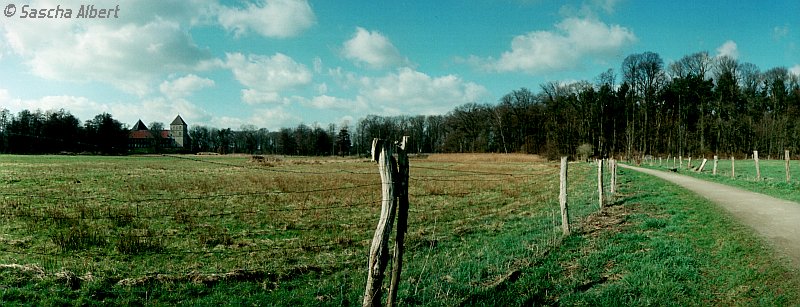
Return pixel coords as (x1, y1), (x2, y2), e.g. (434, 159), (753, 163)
(128, 115), (189, 151)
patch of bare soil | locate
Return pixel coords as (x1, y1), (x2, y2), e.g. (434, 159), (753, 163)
(580, 204), (635, 237)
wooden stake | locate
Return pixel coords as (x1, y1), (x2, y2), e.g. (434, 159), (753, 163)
(754, 150), (761, 180)
(731, 156), (736, 178)
(679, 156), (683, 168)
(598, 159), (604, 208)
(713, 155), (718, 175)
(786, 150), (791, 183)
(387, 137), (410, 307)
(610, 159), (617, 195)
(559, 156), (570, 236)
(697, 158), (708, 172)
(364, 138), (397, 307)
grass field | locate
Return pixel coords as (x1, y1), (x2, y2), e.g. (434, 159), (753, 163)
(1, 154), (799, 305)
(647, 156), (800, 204)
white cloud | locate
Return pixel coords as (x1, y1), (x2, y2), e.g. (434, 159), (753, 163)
(791, 65), (800, 76)
(295, 94), (367, 111)
(225, 52), (312, 104)
(342, 27), (408, 69)
(205, 107), (301, 130)
(0, 88), (212, 128)
(591, 0), (621, 13)
(773, 25), (790, 41)
(358, 67), (490, 115)
(159, 74), (215, 99)
(3, 16), (213, 96)
(716, 40), (739, 59)
(218, 0), (315, 38)
(476, 17), (635, 74)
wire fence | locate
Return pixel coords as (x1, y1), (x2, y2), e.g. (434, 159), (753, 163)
(0, 153), (605, 303)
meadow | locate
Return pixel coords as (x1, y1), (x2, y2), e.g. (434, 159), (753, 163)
(1, 154), (799, 305)
(647, 156), (800, 203)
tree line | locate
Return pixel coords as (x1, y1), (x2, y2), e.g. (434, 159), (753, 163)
(352, 51), (800, 159)
(1, 50), (798, 159)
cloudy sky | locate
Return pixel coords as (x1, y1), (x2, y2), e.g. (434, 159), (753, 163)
(0, 0), (798, 130)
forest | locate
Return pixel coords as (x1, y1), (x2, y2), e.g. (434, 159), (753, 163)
(1, 50), (798, 159)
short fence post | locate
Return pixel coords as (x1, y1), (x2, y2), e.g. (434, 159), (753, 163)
(713, 155), (718, 175)
(697, 158), (708, 172)
(679, 156), (683, 169)
(688, 157), (692, 170)
(598, 159), (604, 208)
(364, 137), (410, 307)
(786, 150), (791, 182)
(731, 156), (736, 178)
(559, 156), (570, 236)
(610, 159), (617, 195)
(754, 150), (761, 180)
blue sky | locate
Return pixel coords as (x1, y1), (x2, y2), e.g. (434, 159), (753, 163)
(0, 0), (798, 130)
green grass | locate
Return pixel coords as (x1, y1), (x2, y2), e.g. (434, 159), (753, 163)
(1, 155), (798, 305)
(0, 154), (599, 305)
(461, 166), (800, 306)
(646, 157), (800, 204)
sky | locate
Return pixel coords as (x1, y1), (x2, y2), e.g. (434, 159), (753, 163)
(0, 0), (798, 130)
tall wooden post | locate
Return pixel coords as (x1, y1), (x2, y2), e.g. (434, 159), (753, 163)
(364, 137), (410, 307)
(786, 150), (791, 183)
(679, 156), (683, 169)
(688, 157), (692, 170)
(731, 156), (736, 178)
(598, 159), (604, 208)
(754, 150), (761, 180)
(387, 137), (409, 307)
(559, 157), (570, 236)
(713, 155), (718, 175)
(610, 159), (617, 195)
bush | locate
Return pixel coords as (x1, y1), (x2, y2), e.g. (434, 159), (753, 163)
(577, 143), (593, 161)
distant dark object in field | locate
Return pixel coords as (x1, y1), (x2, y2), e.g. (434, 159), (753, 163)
(250, 155), (282, 167)
(669, 168), (678, 172)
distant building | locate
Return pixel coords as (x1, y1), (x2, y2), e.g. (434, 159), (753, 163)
(128, 115), (189, 152)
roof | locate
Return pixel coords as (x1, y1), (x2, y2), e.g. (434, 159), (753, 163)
(129, 130), (154, 139)
(170, 115), (187, 126)
(132, 120), (148, 131)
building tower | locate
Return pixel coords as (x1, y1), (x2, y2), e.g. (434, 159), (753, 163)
(169, 115), (189, 148)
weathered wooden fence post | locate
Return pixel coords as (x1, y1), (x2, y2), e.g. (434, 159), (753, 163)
(610, 159), (617, 195)
(387, 137), (409, 307)
(688, 157), (692, 170)
(713, 155), (718, 175)
(731, 156), (736, 178)
(598, 159), (604, 208)
(754, 150), (761, 180)
(364, 137), (410, 307)
(786, 150), (791, 183)
(559, 156), (570, 236)
(679, 156), (683, 169)
(697, 158), (708, 172)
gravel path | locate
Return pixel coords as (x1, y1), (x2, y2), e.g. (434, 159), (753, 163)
(620, 164), (800, 267)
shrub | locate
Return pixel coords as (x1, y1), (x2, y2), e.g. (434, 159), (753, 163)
(577, 143), (594, 161)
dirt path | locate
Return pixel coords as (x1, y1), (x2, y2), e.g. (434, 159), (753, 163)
(620, 164), (800, 267)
